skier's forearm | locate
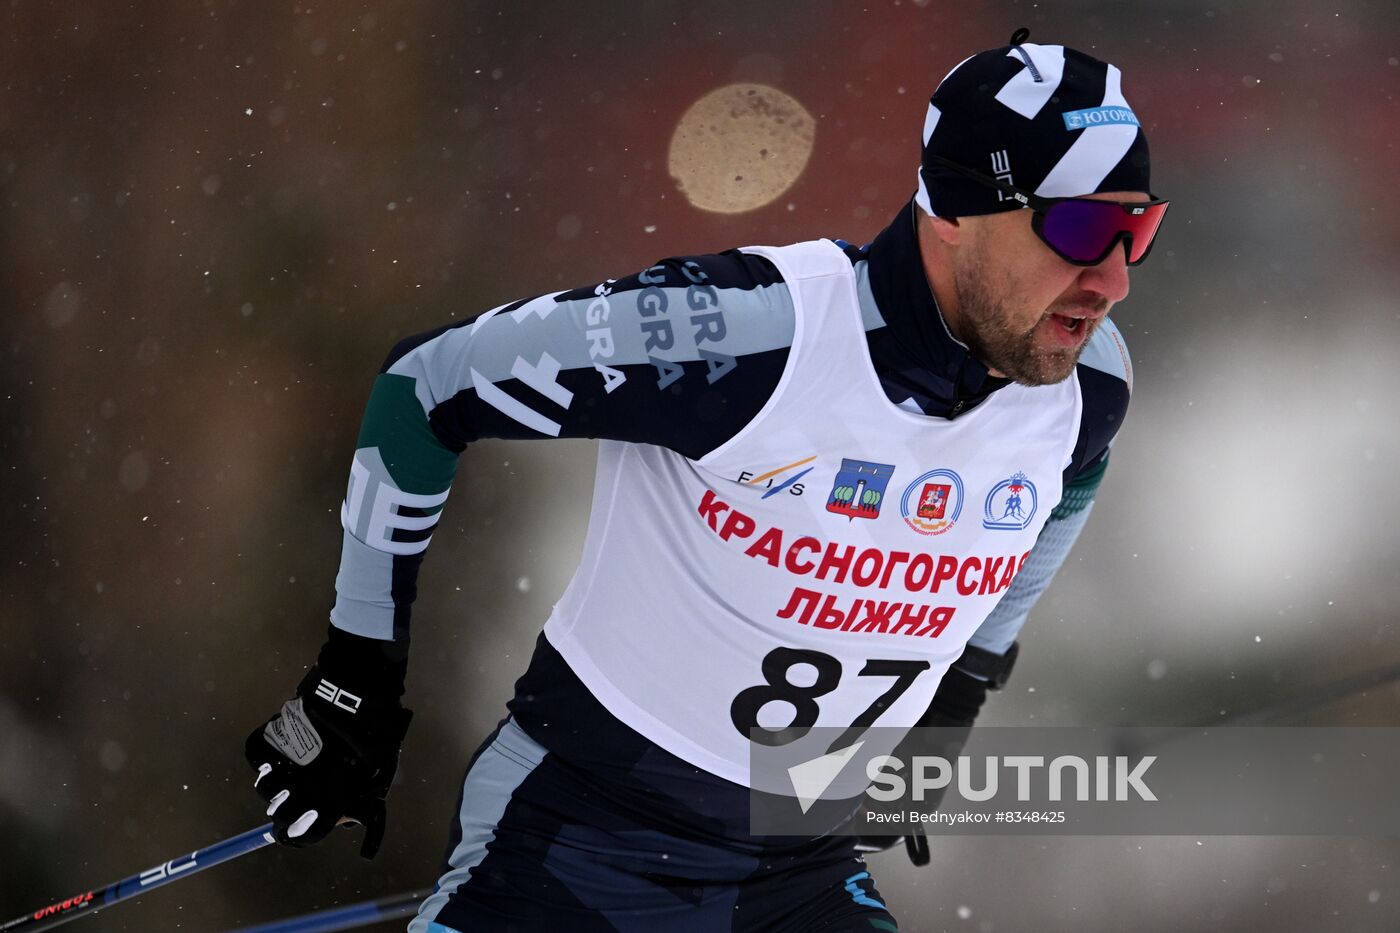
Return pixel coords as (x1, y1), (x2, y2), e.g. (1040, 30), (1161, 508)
(965, 455), (1108, 657)
(330, 371), (459, 645)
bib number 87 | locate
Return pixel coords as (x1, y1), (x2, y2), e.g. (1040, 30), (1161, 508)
(730, 647), (930, 752)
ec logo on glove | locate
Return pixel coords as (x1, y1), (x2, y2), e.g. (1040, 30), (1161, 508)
(314, 678), (363, 714)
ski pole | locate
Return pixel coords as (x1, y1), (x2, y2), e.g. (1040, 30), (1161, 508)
(1114, 658), (1400, 757)
(1, 823), (275, 932)
(225, 889), (430, 933)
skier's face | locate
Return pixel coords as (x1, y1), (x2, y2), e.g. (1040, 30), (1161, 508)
(950, 192), (1143, 386)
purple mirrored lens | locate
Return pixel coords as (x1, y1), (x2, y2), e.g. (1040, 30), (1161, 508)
(1041, 200), (1167, 264)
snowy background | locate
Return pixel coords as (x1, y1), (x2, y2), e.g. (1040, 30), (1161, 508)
(3, 1), (1400, 930)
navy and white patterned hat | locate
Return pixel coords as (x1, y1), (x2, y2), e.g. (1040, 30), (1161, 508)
(916, 29), (1152, 218)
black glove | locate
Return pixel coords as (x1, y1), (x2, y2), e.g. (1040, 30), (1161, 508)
(245, 626), (412, 859)
(855, 644), (1017, 865)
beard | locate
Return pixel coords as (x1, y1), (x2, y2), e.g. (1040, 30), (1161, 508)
(952, 257), (1099, 387)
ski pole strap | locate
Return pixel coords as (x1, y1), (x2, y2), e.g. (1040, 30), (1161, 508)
(1, 824), (275, 932)
(225, 889), (430, 933)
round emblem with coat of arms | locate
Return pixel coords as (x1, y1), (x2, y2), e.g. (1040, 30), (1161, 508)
(899, 468), (964, 536)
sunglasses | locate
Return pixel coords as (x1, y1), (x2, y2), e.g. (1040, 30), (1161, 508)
(923, 155), (1170, 267)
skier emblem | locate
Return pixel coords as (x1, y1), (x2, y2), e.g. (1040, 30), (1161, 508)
(825, 458), (896, 520)
(982, 471), (1038, 531)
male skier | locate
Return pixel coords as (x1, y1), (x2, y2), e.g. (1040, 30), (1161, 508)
(246, 31), (1166, 931)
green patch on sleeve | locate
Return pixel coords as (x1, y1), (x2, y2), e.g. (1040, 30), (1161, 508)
(356, 373), (460, 495)
(1051, 452), (1109, 521)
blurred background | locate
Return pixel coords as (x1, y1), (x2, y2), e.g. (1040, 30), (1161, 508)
(3, 1), (1399, 930)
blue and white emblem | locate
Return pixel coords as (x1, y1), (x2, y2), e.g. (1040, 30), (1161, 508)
(982, 471), (1037, 531)
(1061, 106), (1140, 131)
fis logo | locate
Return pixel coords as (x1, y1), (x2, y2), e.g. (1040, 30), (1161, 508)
(314, 678), (363, 713)
(738, 455), (816, 499)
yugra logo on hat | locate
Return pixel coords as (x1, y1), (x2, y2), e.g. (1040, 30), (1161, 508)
(916, 28), (1151, 219)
